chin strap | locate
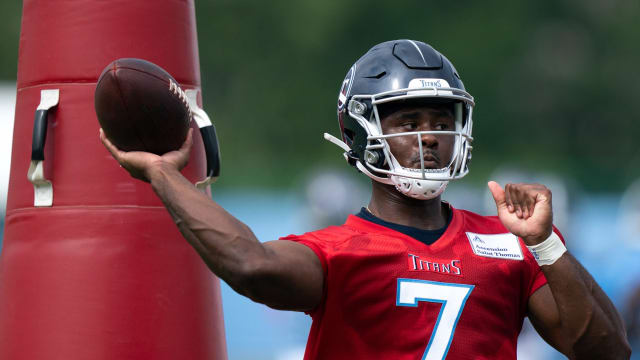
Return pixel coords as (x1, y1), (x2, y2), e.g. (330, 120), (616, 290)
(323, 133), (393, 185)
(323, 132), (350, 152)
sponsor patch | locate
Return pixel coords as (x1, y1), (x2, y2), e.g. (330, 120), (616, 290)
(466, 232), (524, 261)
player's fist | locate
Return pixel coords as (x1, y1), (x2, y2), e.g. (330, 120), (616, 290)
(487, 181), (553, 246)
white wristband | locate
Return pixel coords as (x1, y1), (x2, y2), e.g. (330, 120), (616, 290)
(526, 231), (567, 266)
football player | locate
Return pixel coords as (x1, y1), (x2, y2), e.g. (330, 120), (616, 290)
(100, 40), (630, 359)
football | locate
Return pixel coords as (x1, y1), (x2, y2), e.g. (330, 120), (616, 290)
(94, 58), (192, 155)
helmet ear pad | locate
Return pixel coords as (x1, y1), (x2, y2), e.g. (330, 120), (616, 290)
(340, 111), (387, 172)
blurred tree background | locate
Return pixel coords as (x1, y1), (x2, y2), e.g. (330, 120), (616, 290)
(1, 0), (639, 192)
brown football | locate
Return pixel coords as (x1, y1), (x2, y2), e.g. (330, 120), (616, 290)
(95, 58), (192, 155)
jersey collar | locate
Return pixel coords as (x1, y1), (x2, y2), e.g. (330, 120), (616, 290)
(344, 204), (463, 249)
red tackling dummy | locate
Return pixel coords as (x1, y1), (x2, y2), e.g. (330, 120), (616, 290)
(0, 1), (227, 359)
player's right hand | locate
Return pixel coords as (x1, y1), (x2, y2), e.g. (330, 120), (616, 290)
(100, 128), (193, 183)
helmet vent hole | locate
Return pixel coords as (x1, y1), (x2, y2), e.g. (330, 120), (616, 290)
(364, 71), (386, 79)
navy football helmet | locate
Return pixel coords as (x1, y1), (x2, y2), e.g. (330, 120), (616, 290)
(325, 40), (475, 199)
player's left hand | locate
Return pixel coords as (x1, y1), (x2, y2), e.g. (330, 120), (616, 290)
(488, 181), (553, 246)
(100, 128), (193, 183)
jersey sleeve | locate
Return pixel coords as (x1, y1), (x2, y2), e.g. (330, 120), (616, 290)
(527, 226), (566, 297)
(279, 227), (349, 317)
(279, 232), (329, 280)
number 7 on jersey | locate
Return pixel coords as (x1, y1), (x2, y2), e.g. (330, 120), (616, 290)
(396, 279), (474, 360)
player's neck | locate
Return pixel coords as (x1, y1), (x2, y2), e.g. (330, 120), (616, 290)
(367, 182), (448, 231)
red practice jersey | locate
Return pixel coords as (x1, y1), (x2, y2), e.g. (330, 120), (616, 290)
(281, 206), (561, 360)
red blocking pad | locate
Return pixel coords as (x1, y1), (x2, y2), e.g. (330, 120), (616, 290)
(7, 83), (207, 209)
(0, 208), (226, 360)
(1, 1), (227, 358)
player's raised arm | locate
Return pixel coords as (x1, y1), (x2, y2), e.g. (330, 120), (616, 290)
(488, 181), (631, 359)
(100, 130), (324, 312)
